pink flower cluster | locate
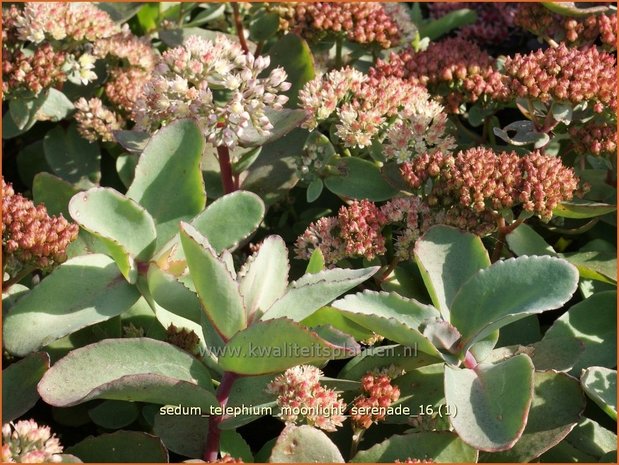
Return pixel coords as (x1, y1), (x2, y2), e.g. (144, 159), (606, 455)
(266, 365), (346, 432)
(427, 2), (517, 45)
(14, 2), (119, 44)
(2, 420), (63, 463)
(299, 67), (453, 152)
(569, 121), (617, 157)
(351, 371), (401, 430)
(371, 38), (507, 113)
(133, 35), (290, 149)
(502, 44), (617, 112)
(94, 25), (158, 71)
(2, 43), (67, 98)
(515, 4), (617, 50)
(293, 3), (401, 49)
(296, 197), (450, 264)
(401, 147), (580, 222)
(339, 200), (387, 259)
(2, 178), (79, 275)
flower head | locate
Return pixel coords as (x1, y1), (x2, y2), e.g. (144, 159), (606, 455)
(266, 365), (346, 432)
(370, 38), (508, 113)
(133, 35), (290, 149)
(15, 2), (119, 43)
(502, 44), (617, 112)
(94, 25), (158, 71)
(293, 3), (401, 49)
(351, 370), (401, 430)
(3, 178), (79, 277)
(515, 4), (617, 50)
(401, 147), (581, 222)
(2, 43), (67, 98)
(74, 98), (125, 143)
(569, 121), (617, 157)
(300, 68), (447, 149)
(338, 200), (387, 260)
(2, 420), (63, 463)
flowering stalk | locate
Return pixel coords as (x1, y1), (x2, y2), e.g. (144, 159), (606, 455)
(204, 372), (239, 462)
(231, 3), (249, 54)
(490, 217), (524, 263)
(217, 145), (237, 194)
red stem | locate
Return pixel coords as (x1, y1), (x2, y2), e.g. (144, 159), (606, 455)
(217, 145), (236, 195)
(204, 372), (239, 462)
(231, 3), (249, 54)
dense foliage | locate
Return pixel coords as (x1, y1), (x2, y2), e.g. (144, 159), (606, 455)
(2, 2), (617, 463)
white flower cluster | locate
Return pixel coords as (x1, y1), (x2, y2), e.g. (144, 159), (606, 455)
(299, 67), (455, 160)
(133, 35), (291, 149)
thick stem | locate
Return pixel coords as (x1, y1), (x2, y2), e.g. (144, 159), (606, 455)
(231, 3), (249, 54)
(375, 258), (399, 286)
(491, 218), (524, 263)
(216, 145), (236, 194)
(204, 372), (239, 462)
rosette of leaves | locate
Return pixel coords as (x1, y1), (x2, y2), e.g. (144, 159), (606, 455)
(326, 225), (589, 461)
(3, 118), (378, 461)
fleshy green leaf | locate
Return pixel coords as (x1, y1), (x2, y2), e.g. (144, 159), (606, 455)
(306, 178), (324, 203)
(238, 109), (306, 147)
(66, 431), (168, 463)
(339, 345), (441, 380)
(506, 223), (557, 257)
(127, 119), (206, 238)
(2, 352), (50, 422)
(480, 370), (586, 462)
(43, 124), (101, 187)
(324, 157), (398, 201)
(581, 367), (617, 420)
(33, 173), (79, 217)
(146, 264), (201, 323)
(444, 354), (535, 451)
(305, 248), (325, 274)
(113, 130), (150, 154)
(238, 236), (289, 320)
(3, 254), (140, 357)
(266, 33), (315, 107)
(147, 404), (210, 459)
(449, 256), (579, 352)
(333, 290), (440, 327)
(38, 338), (215, 409)
(352, 431), (478, 463)
(69, 188), (157, 283)
(260, 267), (379, 322)
(553, 200), (617, 219)
(179, 223), (246, 340)
(241, 128), (305, 206)
(249, 12), (279, 41)
(270, 425), (344, 463)
(218, 318), (360, 375)
(189, 190), (265, 253)
(390, 364), (445, 425)
(543, 291), (616, 375)
(37, 88), (74, 122)
(418, 8), (477, 40)
(88, 400), (140, 429)
(220, 430), (253, 463)
(414, 225), (490, 318)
